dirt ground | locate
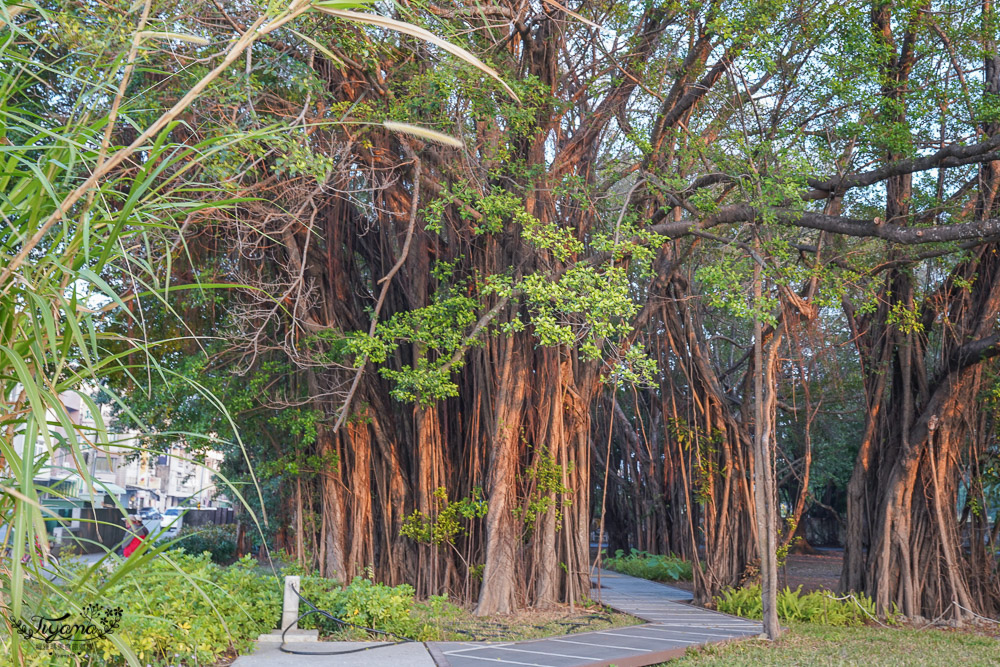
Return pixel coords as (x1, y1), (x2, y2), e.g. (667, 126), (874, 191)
(779, 548), (843, 592)
(665, 548), (844, 594)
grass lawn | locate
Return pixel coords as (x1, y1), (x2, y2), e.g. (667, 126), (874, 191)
(667, 621), (1000, 666)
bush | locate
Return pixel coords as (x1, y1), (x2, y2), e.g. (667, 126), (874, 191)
(90, 552), (281, 665)
(713, 584), (764, 619)
(167, 523), (240, 564)
(602, 549), (693, 582)
(714, 584), (891, 626)
(296, 575), (419, 637)
(8, 554), (426, 665)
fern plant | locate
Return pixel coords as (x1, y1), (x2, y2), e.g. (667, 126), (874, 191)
(715, 584), (894, 627)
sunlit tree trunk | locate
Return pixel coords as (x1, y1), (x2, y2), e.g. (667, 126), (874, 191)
(841, 0), (1000, 619)
(477, 336), (527, 615)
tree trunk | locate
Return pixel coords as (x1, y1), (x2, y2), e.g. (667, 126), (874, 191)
(840, 1), (1000, 618)
(347, 419), (373, 577)
(752, 247), (782, 639)
(476, 336), (528, 615)
(319, 424), (347, 580)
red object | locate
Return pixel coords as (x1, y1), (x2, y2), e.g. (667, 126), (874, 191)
(21, 537), (43, 564)
(123, 535), (144, 558)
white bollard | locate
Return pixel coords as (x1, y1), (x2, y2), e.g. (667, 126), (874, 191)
(258, 574), (318, 642)
(282, 575), (300, 631)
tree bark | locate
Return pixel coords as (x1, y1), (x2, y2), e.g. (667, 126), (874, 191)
(752, 241), (782, 639)
(476, 336), (528, 615)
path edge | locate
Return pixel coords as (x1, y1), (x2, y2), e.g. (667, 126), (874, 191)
(425, 641), (453, 667)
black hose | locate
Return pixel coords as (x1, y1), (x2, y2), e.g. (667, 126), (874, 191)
(276, 583), (614, 652)
(278, 583), (417, 656)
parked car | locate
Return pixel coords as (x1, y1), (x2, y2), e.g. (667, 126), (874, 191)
(138, 507), (161, 522)
(160, 507), (183, 538)
(137, 508), (161, 537)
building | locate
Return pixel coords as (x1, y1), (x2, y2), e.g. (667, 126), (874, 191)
(22, 391), (227, 513)
(155, 446), (226, 510)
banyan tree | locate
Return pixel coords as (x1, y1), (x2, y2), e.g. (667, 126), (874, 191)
(118, 0), (1000, 618)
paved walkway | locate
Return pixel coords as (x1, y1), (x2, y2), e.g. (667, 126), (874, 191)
(233, 569), (761, 666)
(233, 640), (436, 666)
(427, 569), (762, 666)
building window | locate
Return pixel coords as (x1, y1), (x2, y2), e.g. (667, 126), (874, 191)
(93, 455), (114, 473)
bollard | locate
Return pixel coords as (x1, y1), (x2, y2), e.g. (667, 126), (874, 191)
(282, 575), (300, 631)
(258, 574), (318, 641)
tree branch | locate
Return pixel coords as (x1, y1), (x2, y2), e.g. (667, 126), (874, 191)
(647, 204), (1000, 246)
(948, 334), (1000, 374)
(804, 134), (1000, 201)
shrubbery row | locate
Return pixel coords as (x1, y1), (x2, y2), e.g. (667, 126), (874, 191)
(602, 549), (693, 582)
(714, 584), (892, 626)
(14, 551), (425, 666)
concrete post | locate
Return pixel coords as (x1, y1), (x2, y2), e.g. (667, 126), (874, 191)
(257, 574), (318, 643)
(282, 575), (300, 631)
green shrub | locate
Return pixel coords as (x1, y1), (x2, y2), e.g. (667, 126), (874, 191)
(90, 552), (281, 665)
(714, 584), (764, 619)
(602, 549), (693, 582)
(12, 555), (426, 664)
(297, 576), (418, 637)
(168, 523), (239, 564)
(714, 584), (891, 626)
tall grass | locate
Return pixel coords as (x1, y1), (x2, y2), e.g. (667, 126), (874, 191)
(0, 8), (237, 664)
